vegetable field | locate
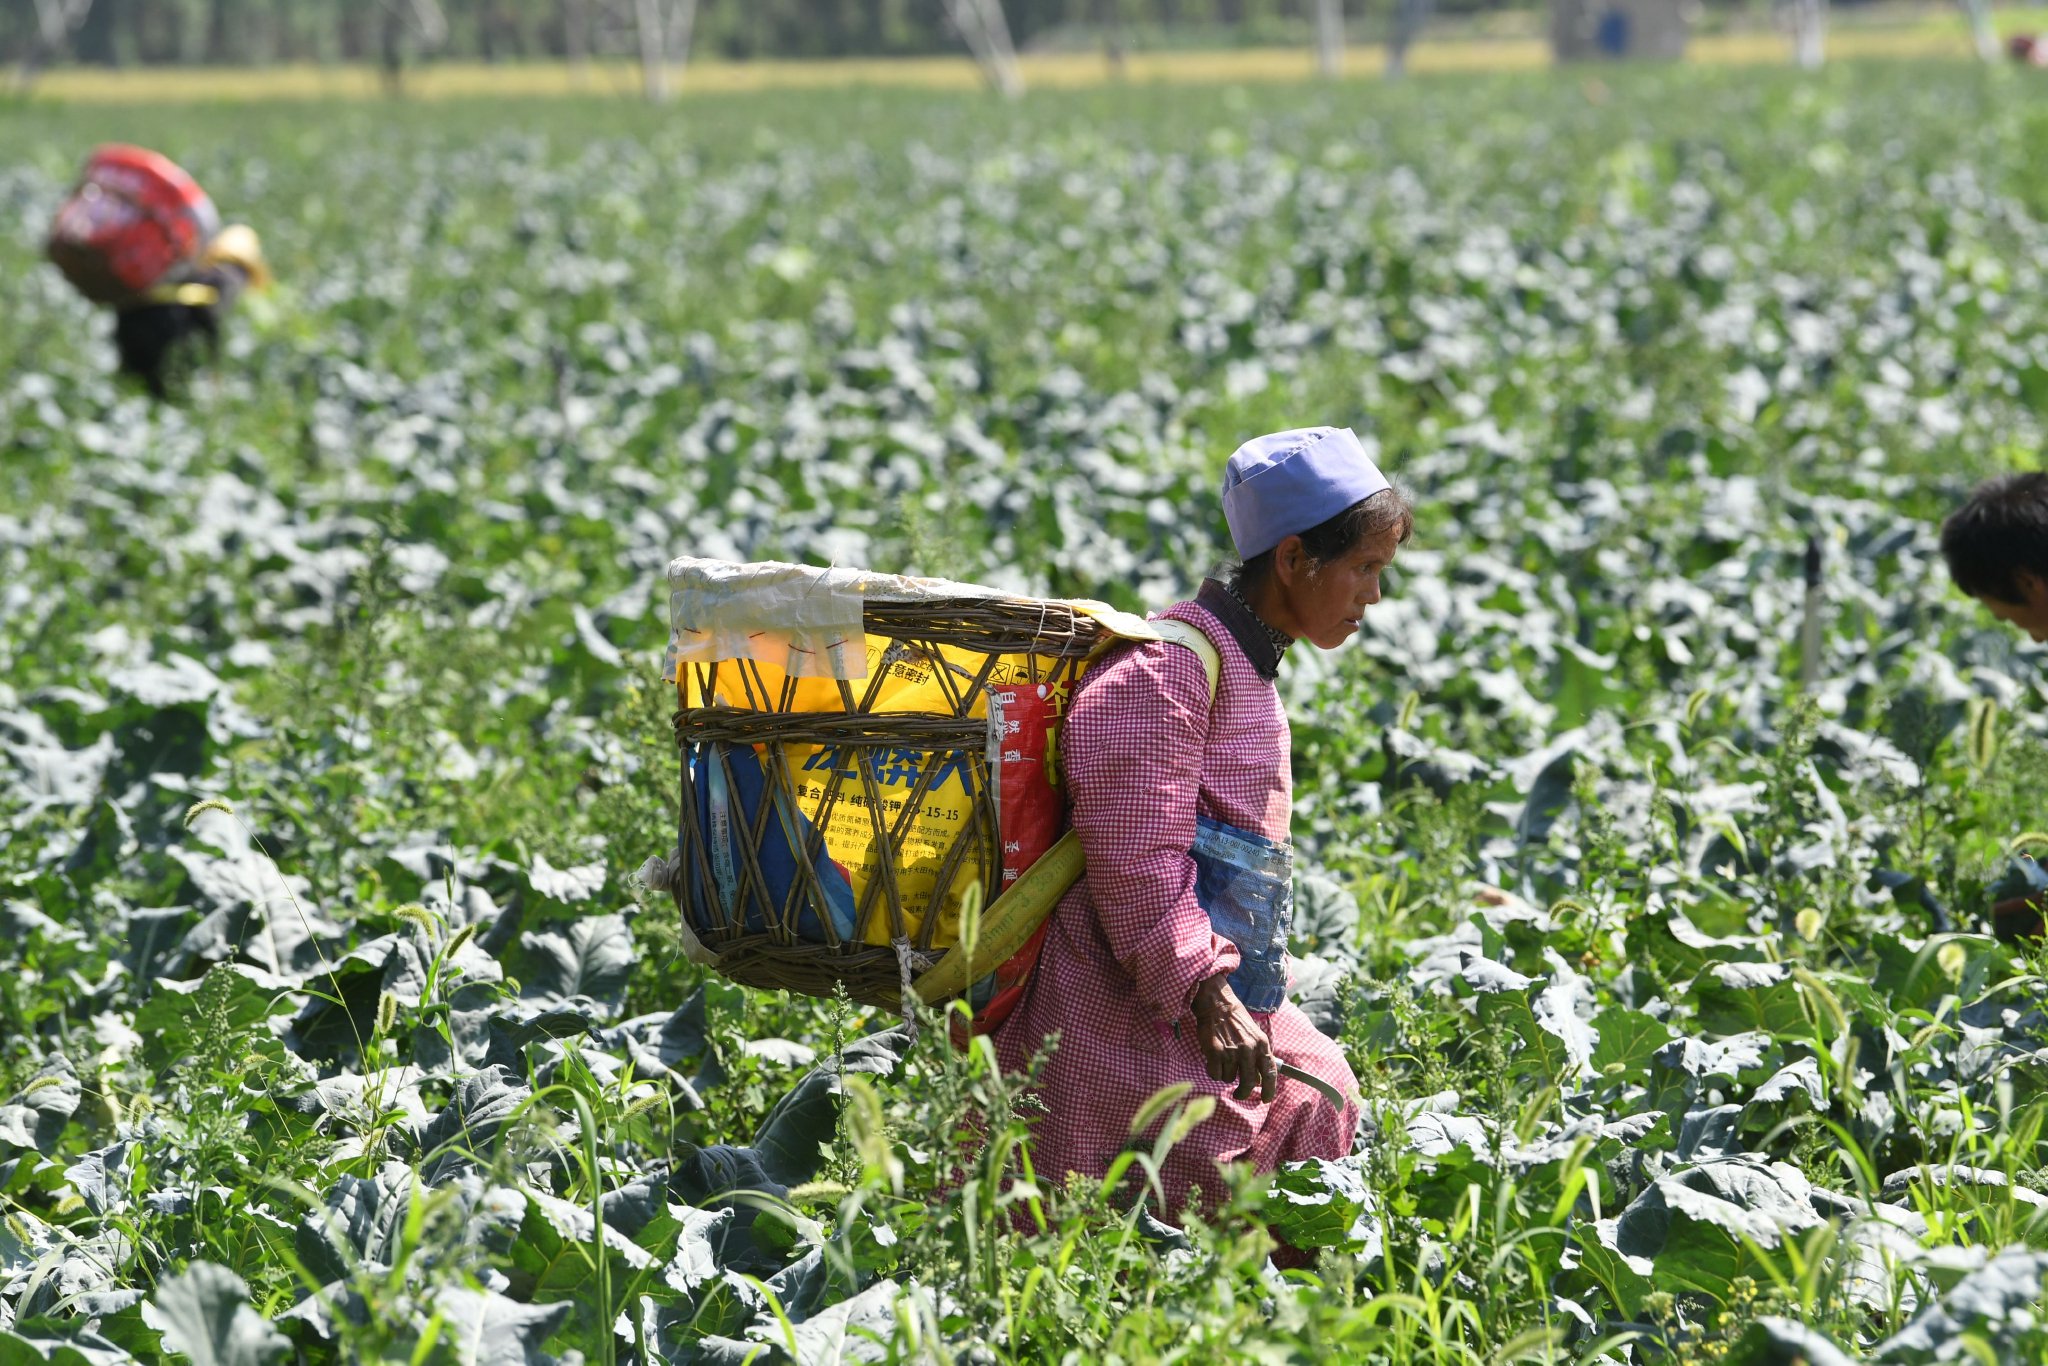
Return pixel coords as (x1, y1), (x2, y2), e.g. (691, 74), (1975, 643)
(9, 63), (2048, 1364)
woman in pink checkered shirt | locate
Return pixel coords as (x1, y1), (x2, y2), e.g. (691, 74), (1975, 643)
(994, 427), (1411, 1245)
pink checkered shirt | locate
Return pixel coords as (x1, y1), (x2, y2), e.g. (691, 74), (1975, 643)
(993, 599), (1359, 1220)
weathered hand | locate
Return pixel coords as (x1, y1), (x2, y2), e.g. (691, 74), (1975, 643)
(1190, 973), (1277, 1104)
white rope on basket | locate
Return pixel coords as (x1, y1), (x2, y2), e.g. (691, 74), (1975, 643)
(639, 849), (720, 966)
(892, 935), (920, 1039)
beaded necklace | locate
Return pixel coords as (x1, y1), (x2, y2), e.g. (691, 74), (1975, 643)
(1223, 579), (1295, 661)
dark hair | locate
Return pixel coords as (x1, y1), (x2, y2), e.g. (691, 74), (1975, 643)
(1230, 485), (1415, 595)
(1939, 472), (2048, 605)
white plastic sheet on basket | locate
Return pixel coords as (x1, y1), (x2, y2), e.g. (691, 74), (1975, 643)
(663, 556), (1155, 682)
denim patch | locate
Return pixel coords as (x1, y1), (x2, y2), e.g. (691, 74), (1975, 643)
(1191, 815), (1293, 1013)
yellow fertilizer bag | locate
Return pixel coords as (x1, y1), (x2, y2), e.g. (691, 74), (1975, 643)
(658, 558), (1216, 1013)
(673, 630), (1058, 950)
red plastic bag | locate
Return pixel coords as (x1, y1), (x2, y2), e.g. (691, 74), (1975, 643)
(46, 146), (219, 306)
(951, 681), (1066, 1046)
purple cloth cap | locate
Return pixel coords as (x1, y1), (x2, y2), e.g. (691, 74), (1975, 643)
(1220, 426), (1391, 559)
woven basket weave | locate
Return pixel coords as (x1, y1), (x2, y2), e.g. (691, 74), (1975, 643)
(669, 591), (1108, 1010)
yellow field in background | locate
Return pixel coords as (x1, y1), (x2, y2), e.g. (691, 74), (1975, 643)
(24, 22), (1995, 104)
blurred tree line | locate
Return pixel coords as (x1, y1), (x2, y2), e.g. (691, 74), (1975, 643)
(6, 0), (1514, 66)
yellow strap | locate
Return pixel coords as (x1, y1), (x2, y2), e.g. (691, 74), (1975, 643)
(913, 829), (1085, 1005)
(1145, 618), (1222, 704)
(132, 281), (221, 308)
(912, 619), (1223, 1005)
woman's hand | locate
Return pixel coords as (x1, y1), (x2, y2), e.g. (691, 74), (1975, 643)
(1191, 973), (1277, 1104)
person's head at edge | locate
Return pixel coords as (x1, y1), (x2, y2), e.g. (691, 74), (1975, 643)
(1220, 426), (1415, 649)
(1941, 472), (2048, 642)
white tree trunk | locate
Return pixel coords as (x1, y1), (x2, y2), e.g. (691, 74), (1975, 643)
(1388, 0), (1433, 75)
(633, 0), (669, 101)
(1961, 0), (1999, 62)
(34, 0), (94, 46)
(1791, 0), (1825, 69)
(408, 0), (449, 49)
(946, 0), (1025, 97)
(376, 0), (447, 95)
(668, 0), (699, 77)
(1102, 0), (1129, 77)
(14, 0), (93, 94)
(563, 0), (590, 73)
(389, 0), (446, 50)
(1313, 0), (1343, 77)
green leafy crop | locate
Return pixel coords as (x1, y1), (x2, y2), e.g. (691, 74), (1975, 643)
(8, 62), (2048, 1364)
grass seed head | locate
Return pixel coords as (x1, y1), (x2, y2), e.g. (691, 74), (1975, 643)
(183, 797), (235, 829)
(394, 903), (437, 937)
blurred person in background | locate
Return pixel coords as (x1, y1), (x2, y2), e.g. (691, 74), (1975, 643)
(45, 145), (270, 401)
(1941, 471), (2048, 940)
(994, 426), (1411, 1258)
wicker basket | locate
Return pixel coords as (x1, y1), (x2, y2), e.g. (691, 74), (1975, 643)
(659, 558), (1138, 1011)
